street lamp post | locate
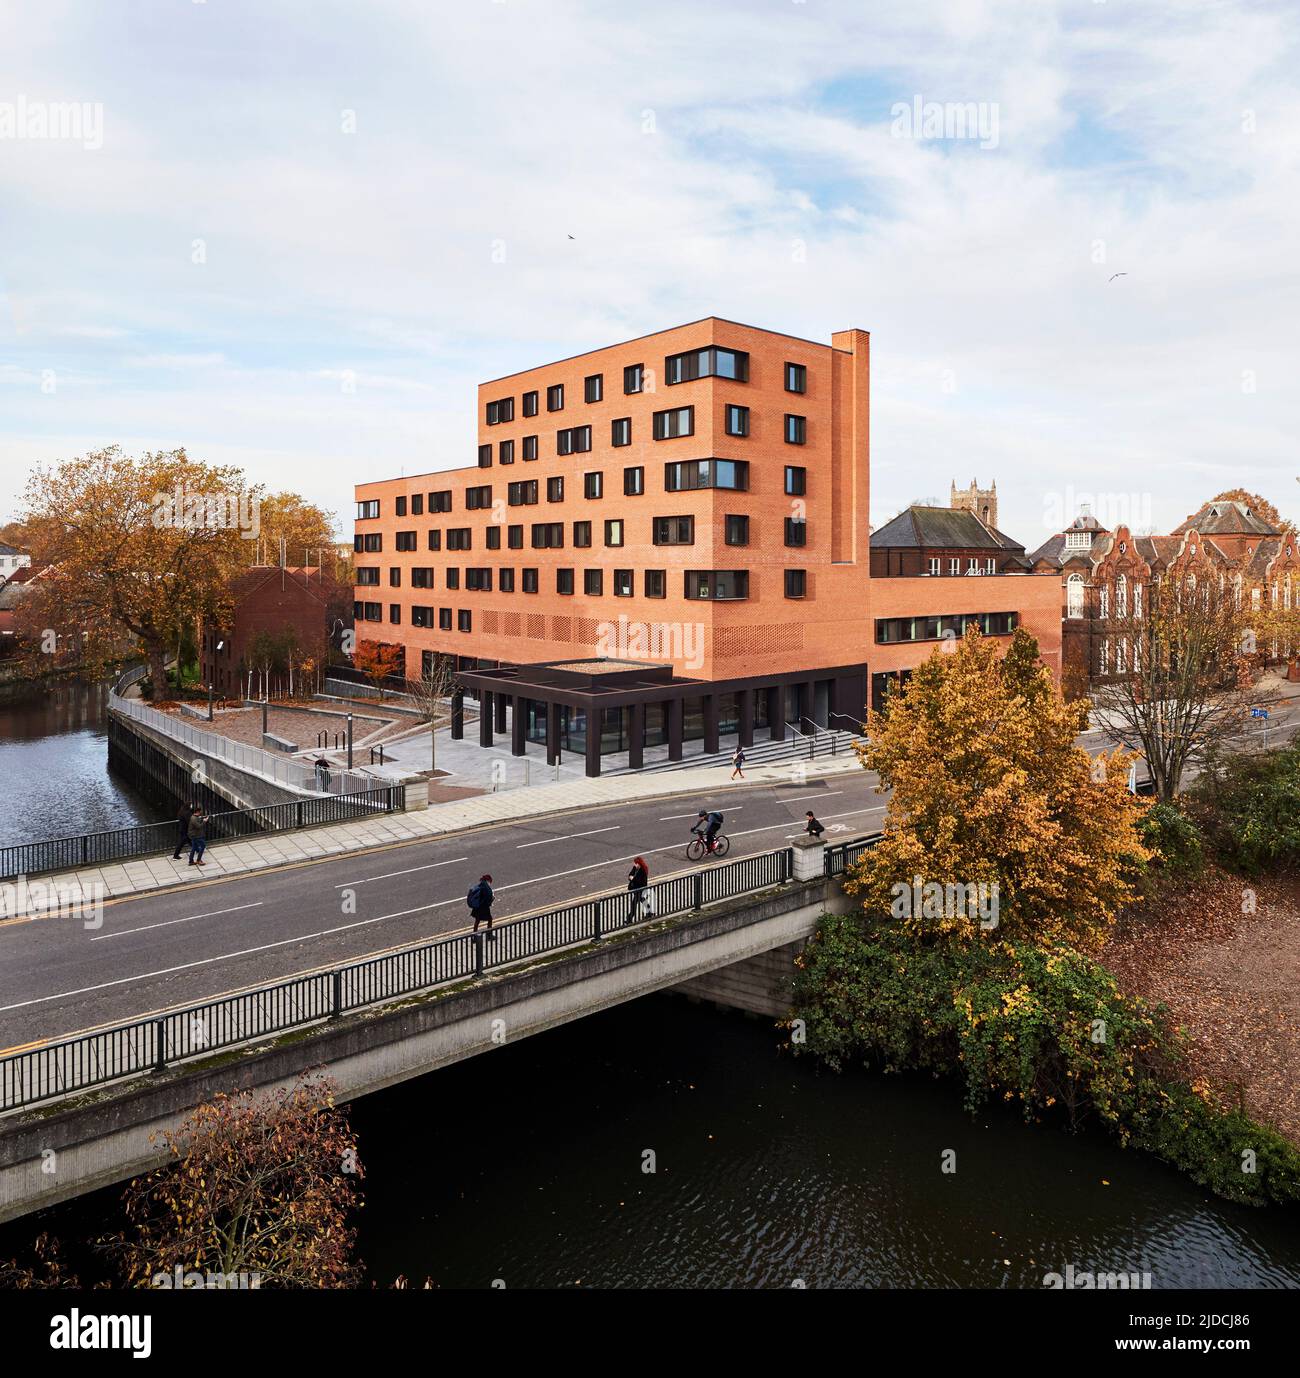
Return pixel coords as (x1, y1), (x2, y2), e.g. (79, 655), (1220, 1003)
(347, 712), (354, 770)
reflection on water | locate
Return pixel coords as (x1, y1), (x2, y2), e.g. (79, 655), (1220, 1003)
(0, 679), (164, 847)
(352, 998), (1300, 1289)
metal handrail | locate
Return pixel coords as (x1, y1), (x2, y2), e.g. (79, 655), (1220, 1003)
(0, 838), (835, 1113)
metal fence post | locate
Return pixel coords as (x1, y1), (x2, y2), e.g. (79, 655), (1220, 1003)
(331, 969), (343, 1018)
(692, 870), (704, 910)
(471, 931), (484, 978)
(154, 1018), (167, 1072)
(593, 899), (603, 942)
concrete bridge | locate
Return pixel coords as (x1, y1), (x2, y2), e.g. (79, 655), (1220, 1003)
(0, 837), (863, 1223)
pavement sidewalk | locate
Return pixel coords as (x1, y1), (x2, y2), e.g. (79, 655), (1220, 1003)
(29, 754), (869, 906)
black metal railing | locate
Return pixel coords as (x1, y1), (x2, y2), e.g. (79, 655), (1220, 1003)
(823, 832), (883, 876)
(0, 842), (814, 1113)
(0, 785), (405, 882)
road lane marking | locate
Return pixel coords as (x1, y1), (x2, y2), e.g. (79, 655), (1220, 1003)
(658, 808), (744, 821)
(516, 825), (620, 848)
(780, 791), (844, 803)
(332, 857), (467, 888)
(90, 901), (264, 942)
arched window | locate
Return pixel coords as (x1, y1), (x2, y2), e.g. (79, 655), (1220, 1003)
(1134, 582), (1143, 620)
(1066, 573), (1084, 618)
(1116, 574), (1128, 617)
(1100, 584), (1110, 619)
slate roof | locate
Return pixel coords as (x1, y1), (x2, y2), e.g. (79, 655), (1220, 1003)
(1172, 500), (1279, 538)
(872, 506), (1025, 552)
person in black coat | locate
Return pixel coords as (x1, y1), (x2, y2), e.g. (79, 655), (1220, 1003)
(172, 801), (195, 860)
(468, 873), (495, 939)
(626, 856), (649, 924)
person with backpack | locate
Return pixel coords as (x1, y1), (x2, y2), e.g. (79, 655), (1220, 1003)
(468, 873), (495, 940)
(730, 745), (746, 780)
(805, 811), (826, 839)
(692, 809), (724, 854)
(187, 807), (208, 866)
(626, 856), (649, 924)
(172, 800), (195, 860)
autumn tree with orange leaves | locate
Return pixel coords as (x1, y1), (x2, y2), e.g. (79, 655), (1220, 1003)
(850, 628), (1151, 950)
(353, 638), (406, 700)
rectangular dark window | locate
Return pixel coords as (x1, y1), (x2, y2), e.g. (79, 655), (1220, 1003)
(458, 610), (472, 632)
(725, 404), (749, 437)
(725, 515), (749, 546)
(478, 444), (492, 468)
(611, 417), (631, 447)
(362, 533), (382, 552)
(653, 406), (694, 440)
(684, 570), (749, 601)
(356, 566), (379, 586)
(665, 459), (748, 492)
(430, 490), (452, 513)
(523, 435), (538, 461)
(356, 499), (380, 520)
(583, 568), (603, 596)
(427, 530), (442, 551)
(411, 494), (424, 516)
(624, 363), (644, 394)
(531, 522), (564, 548)
(573, 520), (592, 548)
(573, 425), (591, 453)
(395, 496), (407, 517)
(446, 568), (460, 589)
(499, 567), (515, 592)
(623, 466), (644, 496)
(604, 519), (624, 547)
(547, 383), (564, 412)
(556, 568), (574, 595)
(396, 531), (417, 551)
(584, 374), (603, 403)
(508, 480), (538, 506)
(665, 347), (749, 385)
(389, 604), (401, 624)
(584, 471), (603, 499)
(507, 524), (524, 549)
(785, 414), (807, 445)
(644, 569), (666, 598)
(523, 390), (539, 417)
(523, 568), (538, 593)
(485, 397), (514, 424)
(784, 465), (806, 496)
(613, 569), (633, 597)
(784, 517), (807, 547)
(439, 608), (452, 630)
(466, 485), (492, 510)
(547, 476), (565, 503)
(465, 567), (493, 591)
(785, 362), (807, 393)
(363, 602), (381, 621)
(412, 605), (433, 627)
(653, 515), (694, 546)
(389, 567), (401, 587)
(412, 568), (434, 588)
(486, 526), (501, 550)
(874, 612), (1019, 644)
(499, 439), (515, 465)
(785, 569), (807, 599)
(447, 528), (472, 551)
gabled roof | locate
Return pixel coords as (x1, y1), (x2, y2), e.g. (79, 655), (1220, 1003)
(871, 506), (1024, 552)
(1172, 500), (1280, 538)
(0, 542), (28, 557)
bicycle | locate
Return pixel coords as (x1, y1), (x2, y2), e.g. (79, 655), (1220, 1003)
(686, 831), (731, 862)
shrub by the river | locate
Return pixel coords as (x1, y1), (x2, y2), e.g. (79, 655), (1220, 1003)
(791, 912), (1300, 1207)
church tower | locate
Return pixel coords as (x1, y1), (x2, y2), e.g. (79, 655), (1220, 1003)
(950, 477), (997, 529)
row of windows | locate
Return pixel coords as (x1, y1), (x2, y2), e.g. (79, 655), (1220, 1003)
(928, 557), (1000, 576)
(358, 512), (807, 565)
(482, 352), (809, 425)
(875, 611), (1018, 644)
(475, 407), (806, 466)
(355, 567), (807, 618)
(355, 465), (810, 544)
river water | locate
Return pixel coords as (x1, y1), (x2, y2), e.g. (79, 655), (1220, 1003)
(0, 680), (164, 847)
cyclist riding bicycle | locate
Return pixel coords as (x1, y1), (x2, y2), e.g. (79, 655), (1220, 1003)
(692, 810), (725, 854)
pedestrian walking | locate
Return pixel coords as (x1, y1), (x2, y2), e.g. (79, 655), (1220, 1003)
(804, 810), (825, 839)
(172, 800), (195, 860)
(730, 746), (746, 780)
(314, 755), (332, 791)
(187, 807), (208, 866)
(626, 856), (649, 924)
(468, 873), (495, 940)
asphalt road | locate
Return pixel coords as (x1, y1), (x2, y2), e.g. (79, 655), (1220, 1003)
(0, 770), (887, 1051)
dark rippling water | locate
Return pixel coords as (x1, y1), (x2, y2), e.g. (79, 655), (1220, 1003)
(0, 680), (164, 847)
(348, 997), (1300, 1290)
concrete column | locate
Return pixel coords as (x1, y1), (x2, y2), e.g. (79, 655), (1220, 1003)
(510, 695), (526, 757)
(479, 691), (493, 748)
(800, 679), (816, 732)
(769, 688), (786, 741)
(450, 690), (464, 741)
(628, 703), (645, 771)
(585, 708), (602, 778)
(667, 697), (684, 761)
(545, 703), (560, 766)
(703, 694), (719, 755)
(494, 693), (507, 733)
(791, 835), (825, 882)
(738, 688), (754, 748)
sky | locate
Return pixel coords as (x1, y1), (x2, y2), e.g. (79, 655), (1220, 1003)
(2, 0), (1298, 548)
